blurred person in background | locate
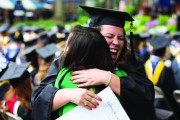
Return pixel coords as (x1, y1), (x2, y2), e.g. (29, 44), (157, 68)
(34, 44), (59, 86)
(0, 63), (33, 120)
(145, 35), (180, 119)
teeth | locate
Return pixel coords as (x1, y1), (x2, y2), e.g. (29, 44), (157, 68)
(110, 49), (117, 53)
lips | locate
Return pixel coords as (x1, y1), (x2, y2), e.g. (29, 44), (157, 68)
(110, 48), (118, 61)
(110, 48), (118, 53)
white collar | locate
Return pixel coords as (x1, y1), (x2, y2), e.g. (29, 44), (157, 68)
(150, 55), (161, 63)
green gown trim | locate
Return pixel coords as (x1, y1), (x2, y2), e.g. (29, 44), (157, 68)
(54, 68), (128, 116)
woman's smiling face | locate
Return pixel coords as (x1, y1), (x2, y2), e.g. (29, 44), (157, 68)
(100, 25), (125, 62)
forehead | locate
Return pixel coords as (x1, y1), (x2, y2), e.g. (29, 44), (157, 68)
(100, 25), (124, 35)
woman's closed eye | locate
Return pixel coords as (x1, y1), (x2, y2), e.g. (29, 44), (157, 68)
(118, 37), (124, 41)
(104, 35), (113, 39)
(104, 35), (124, 41)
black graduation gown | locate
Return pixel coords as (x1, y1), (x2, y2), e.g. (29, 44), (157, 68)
(31, 57), (155, 120)
(171, 59), (180, 89)
(18, 99), (33, 120)
(155, 65), (180, 119)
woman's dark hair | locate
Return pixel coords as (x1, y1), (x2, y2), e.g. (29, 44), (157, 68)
(115, 30), (128, 67)
(153, 47), (166, 58)
(59, 25), (113, 71)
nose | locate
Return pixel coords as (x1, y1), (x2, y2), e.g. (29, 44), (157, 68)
(112, 37), (119, 45)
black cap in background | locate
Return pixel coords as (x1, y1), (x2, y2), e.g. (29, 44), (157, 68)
(139, 32), (151, 40)
(0, 62), (31, 87)
(0, 51), (9, 78)
(8, 27), (17, 37)
(0, 24), (10, 34)
(148, 35), (170, 51)
(24, 36), (38, 47)
(36, 44), (59, 61)
(21, 45), (37, 57)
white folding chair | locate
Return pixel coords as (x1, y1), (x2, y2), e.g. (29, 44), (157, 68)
(154, 86), (165, 99)
(154, 86), (174, 120)
(173, 90), (180, 103)
(0, 109), (23, 120)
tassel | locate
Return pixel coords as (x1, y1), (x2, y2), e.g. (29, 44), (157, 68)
(130, 21), (136, 63)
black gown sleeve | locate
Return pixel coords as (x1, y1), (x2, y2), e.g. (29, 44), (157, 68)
(17, 103), (32, 120)
(120, 60), (156, 120)
(31, 57), (61, 120)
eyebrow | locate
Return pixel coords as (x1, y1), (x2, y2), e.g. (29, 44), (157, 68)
(104, 33), (124, 37)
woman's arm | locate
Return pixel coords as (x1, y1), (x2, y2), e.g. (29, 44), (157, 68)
(53, 88), (102, 111)
(71, 63), (155, 119)
(71, 69), (121, 95)
(31, 57), (102, 120)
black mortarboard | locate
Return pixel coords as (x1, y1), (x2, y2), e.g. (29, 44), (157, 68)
(8, 27), (17, 37)
(0, 51), (9, 77)
(80, 5), (136, 62)
(0, 24), (10, 33)
(47, 30), (58, 38)
(24, 36), (38, 47)
(34, 26), (45, 34)
(23, 26), (32, 32)
(36, 44), (59, 61)
(0, 62), (31, 87)
(22, 45), (37, 57)
(80, 5), (134, 28)
(172, 31), (180, 41)
(149, 35), (170, 51)
(38, 32), (52, 45)
(18, 45), (37, 63)
(31, 26), (37, 33)
(23, 26), (37, 33)
(139, 32), (151, 40)
(38, 32), (48, 39)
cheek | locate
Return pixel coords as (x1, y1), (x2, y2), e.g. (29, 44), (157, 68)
(119, 41), (124, 49)
(115, 40), (124, 51)
(117, 41), (124, 56)
(105, 38), (111, 46)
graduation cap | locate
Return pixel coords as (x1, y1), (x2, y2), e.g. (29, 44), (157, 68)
(38, 32), (53, 45)
(0, 51), (9, 77)
(0, 24), (10, 34)
(36, 44), (59, 61)
(22, 45), (37, 57)
(139, 32), (151, 40)
(38, 32), (48, 39)
(34, 26), (45, 34)
(0, 62), (31, 87)
(8, 27), (17, 37)
(47, 30), (58, 38)
(172, 31), (180, 41)
(149, 35), (170, 51)
(23, 26), (32, 32)
(24, 36), (38, 47)
(80, 5), (136, 62)
(80, 5), (134, 28)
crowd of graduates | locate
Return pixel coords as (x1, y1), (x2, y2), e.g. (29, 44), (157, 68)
(0, 23), (68, 119)
(133, 32), (180, 119)
(0, 14), (180, 119)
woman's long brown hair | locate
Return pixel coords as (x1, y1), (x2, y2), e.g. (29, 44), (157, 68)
(1, 76), (33, 112)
